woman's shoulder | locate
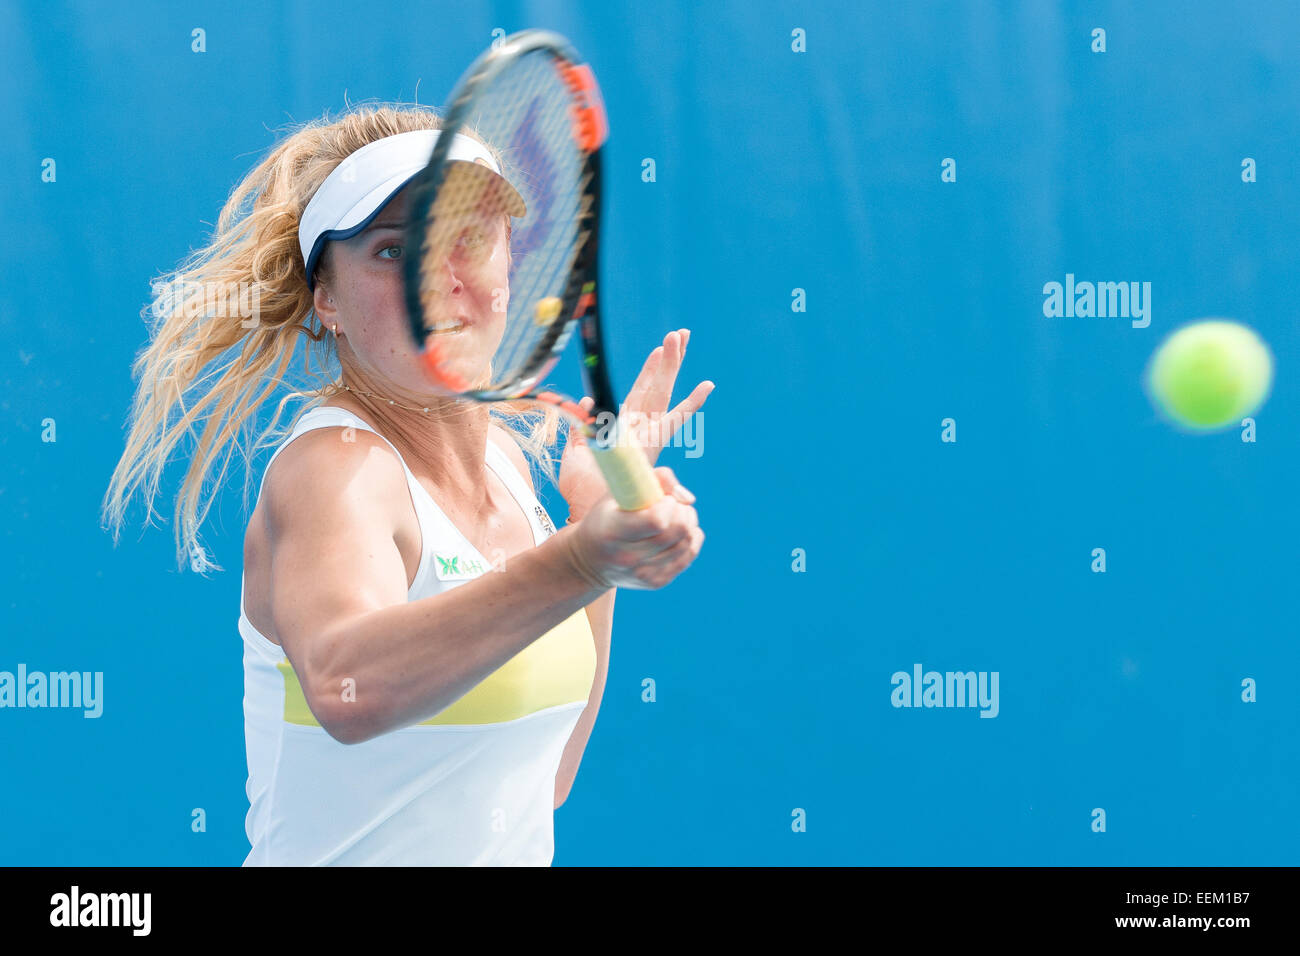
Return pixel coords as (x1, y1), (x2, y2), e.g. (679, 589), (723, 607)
(261, 407), (408, 525)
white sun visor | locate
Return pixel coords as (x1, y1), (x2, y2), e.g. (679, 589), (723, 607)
(297, 128), (526, 289)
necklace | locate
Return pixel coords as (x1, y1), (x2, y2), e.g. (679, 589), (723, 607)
(336, 383), (433, 414)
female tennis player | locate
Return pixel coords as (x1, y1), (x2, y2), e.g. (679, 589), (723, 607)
(101, 104), (712, 865)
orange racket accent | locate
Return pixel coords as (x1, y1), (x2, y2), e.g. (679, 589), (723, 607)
(559, 62), (608, 152)
(537, 389), (596, 426)
(420, 343), (470, 392)
(558, 398), (590, 422)
(575, 289), (596, 319)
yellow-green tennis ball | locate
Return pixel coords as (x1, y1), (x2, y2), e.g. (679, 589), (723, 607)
(1144, 319), (1274, 430)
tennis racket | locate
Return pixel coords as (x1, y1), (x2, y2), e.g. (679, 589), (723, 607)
(403, 29), (662, 511)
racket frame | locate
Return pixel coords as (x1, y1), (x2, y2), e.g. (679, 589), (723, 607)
(403, 30), (663, 510)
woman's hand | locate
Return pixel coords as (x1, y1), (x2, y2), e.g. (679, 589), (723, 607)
(558, 328), (714, 523)
(560, 466), (704, 591)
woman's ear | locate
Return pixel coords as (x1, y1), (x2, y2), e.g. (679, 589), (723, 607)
(313, 273), (337, 325)
(312, 244), (337, 320)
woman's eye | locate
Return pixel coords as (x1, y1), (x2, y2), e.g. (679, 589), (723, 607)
(377, 244), (402, 260)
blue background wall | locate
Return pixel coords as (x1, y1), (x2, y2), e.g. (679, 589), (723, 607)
(1, 0), (1296, 864)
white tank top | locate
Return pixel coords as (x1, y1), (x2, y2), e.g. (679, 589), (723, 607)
(238, 405), (596, 866)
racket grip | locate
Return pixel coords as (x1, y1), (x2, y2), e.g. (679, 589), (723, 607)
(587, 441), (664, 510)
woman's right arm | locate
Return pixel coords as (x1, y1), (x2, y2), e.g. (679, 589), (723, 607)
(262, 430), (701, 745)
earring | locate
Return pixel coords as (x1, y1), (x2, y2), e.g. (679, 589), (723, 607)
(331, 324), (338, 335)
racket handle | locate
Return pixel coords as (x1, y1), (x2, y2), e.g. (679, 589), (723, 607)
(587, 442), (664, 510)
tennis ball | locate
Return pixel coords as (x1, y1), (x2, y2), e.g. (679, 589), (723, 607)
(1144, 319), (1274, 430)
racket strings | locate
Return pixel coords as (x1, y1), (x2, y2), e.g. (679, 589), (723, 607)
(498, 162), (587, 380)
(488, 57), (583, 375)
(508, 177), (592, 387)
(418, 49), (588, 394)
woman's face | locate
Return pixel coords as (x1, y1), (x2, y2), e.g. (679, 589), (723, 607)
(315, 180), (511, 397)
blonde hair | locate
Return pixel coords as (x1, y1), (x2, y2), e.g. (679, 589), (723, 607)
(101, 103), (565, 574)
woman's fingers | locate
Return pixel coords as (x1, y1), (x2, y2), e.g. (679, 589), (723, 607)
(661, 526), (704, 567)
(625, 345), (665, 405)
(636, 526), (704, 586)
(571, 466), (703, 590)
(660, 380), (714, 437)
(644, 330), (686, 409)
(638, 502), (699, 554)
(634, 468), (698, 555)
(578, 394), (595, 422)
(626, 329), (690, 415)
(654, 464), (686, 497)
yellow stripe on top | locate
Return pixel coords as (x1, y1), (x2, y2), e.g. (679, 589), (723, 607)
(278, 608), (597, 728)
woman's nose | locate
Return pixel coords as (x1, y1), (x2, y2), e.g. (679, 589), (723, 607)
(433, 255), (464, 297)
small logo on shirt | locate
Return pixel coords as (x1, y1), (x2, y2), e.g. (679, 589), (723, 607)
(434, 553), (490, 580)
(534, 505), (556, 536)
